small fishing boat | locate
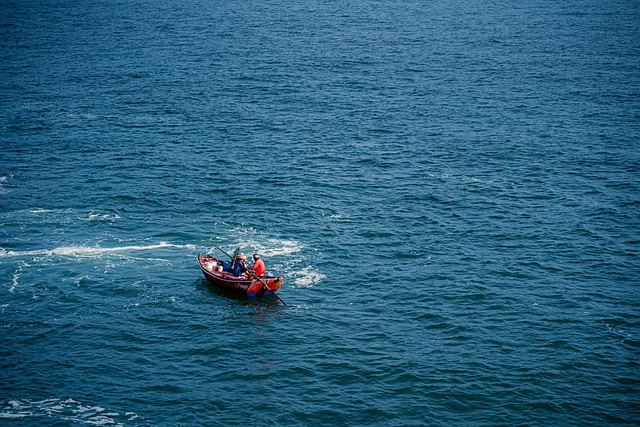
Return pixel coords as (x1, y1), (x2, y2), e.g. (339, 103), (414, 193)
(197, 254), (283, 297)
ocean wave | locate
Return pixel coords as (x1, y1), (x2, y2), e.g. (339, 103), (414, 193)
(28, 208), (59, 214)
(10, 264), (23, 293)
(292, 266), (326, 288)
(216, 226), (305, 258)
(87, 212), (121, 222)
(0, 398), (139, 425)
(0, 175), (10, 193)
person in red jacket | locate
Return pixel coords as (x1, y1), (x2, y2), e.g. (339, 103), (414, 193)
(247, 253), (265, 277)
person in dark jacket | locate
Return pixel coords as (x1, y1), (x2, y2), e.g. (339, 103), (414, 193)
(232, 252), (247, 276)
(223, 252), (246, 276)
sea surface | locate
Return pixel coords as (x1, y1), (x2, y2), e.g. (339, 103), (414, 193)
(1, 0), (639, 425)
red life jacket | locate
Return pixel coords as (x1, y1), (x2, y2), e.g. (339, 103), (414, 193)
(251, 258), (265, 276)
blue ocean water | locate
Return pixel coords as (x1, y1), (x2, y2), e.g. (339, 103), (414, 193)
(1, 0), (639, 425)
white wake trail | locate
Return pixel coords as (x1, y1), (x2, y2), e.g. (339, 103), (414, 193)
(0, 242), (197, 258)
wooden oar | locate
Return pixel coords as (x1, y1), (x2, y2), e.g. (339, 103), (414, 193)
(212, 244), (241, 272)
(213, 244), (233, 260)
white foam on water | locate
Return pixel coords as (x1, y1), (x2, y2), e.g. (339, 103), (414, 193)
(8, 261), (28, 292)
(219, 230), (304, 258)
(0, 175), (9, 193)
(217, 225), (302, 255)
(0, 242), (195, 258)
(72, 275), (92, 286)
(10, 269), (20, 292)
(28, 208), (56, 214)
(327, 213), (351, 223)
(0, 398), (136, 425)
(261, 238), (304, 257)
(292, 266), (326, 288)
(210, 226), (325, 290)
(87, 212), (121, 222)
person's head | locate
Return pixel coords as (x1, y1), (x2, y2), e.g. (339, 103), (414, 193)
(236, 252), (246, 261)
(253, 253), (260, 261)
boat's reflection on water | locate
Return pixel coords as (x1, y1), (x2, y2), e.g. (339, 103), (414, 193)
(196, 279), (286, 312)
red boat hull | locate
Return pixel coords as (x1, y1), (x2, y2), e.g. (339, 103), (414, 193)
(198, 254), (282, 297)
